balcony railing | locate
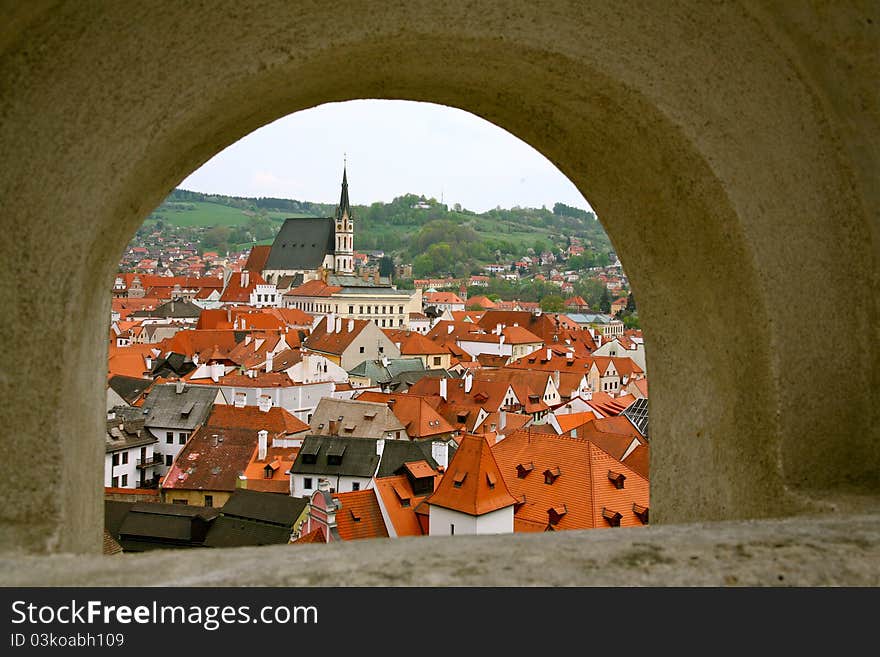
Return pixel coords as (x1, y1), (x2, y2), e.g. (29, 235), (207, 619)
(136, 455), (163, 469)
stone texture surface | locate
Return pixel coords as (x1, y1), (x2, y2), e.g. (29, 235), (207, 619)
(1, 512), (877, 587)
(0, 1), (876, 557)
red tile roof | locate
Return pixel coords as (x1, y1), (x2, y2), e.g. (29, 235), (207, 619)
(426, 433), (517, 516)
(374, 474), (438, 537)
(205, 404), (309, 436)
(333, 489), (389, 541)
(244, 245), (271, 273)
(285, 278), (343, 298)
(355, 391), (456, 438)
(492, 429), (649, 531)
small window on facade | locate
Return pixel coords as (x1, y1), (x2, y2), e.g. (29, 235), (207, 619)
(112, 453), (120, 466)
(352, 482), (360, 491)
(112, 476), (119, 487)
(304, 477), (313, 489)
(359, 346), (365, 353)
(204, 495), (213, 508)
(450, 524), (455, 535)
(433, 356), (442, 366)
(165, 455), (173, 466)
(121, 452), (129, 465)
(166, 431), (173, 444)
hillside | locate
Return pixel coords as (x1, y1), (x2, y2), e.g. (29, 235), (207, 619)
(143, 189), (614, 274)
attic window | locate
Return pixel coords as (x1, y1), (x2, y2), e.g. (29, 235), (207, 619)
(452, 471), (467, 488)
(543, 467), (561, 484)
(632, 503), (649, 524)
(263, 464), (274, 479)
(350, 509), (361, 522)
(180, 401), (195, 416)
(516, 462), (534, 478)
(473, 392), (489, 403)
(486, 472), (496, 489)
(602, 507), (623, 527)
(608, 470), (626, 489)
(548, 504), (568, 525)
(392, 484), (411, 507)
(456, 412), (469, 422)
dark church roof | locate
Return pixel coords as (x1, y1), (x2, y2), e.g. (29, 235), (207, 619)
(263, 216), (335, 271)
(336, 165), (351, 221)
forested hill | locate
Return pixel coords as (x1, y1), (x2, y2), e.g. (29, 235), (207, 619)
(152, 189), (613, 275)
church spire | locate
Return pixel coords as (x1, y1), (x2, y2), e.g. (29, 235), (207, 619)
(335, 162), (351, 221)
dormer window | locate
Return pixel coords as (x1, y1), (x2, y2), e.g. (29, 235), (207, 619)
(485, 472), (496, 489)
(516, 462), (534, 478)
(632, 503), (649, 524)
(544, 467), (561, 485)
(602, 507), (622, 527)
(453, 471), (467, 488)
(548, 505), (567, 525)
(608, 470), (626, 489)
(350, 509), (361, 522)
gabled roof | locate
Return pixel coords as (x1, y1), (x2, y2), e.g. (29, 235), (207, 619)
(244, 245), (272, 274)
(374, 474), (438, 537)
(285, 278), (343, 298)
(355, 391), (457, 439)
(205, 404), (309, 436)
(290, 435), (381, 478)
(303, 316), (372, 356)
(374, 439), (451, 478)
(309, 398), (406, 439)
(332, 489), (389, 541)
(426, 433), (517, 516)
(492, 429), (649, 531)
(264, 217), (335, 271)
(108, 375), (152, 405)
(217, 488), (307, 527)
(142, 382), (218, 431)
(161, 425), (260, 493)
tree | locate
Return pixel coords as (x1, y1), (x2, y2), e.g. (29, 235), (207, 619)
(540, 294), (565, 312)
(378, 256), (394, 277)
(599, 287), (611, 313)
(625, 292), (637, 313)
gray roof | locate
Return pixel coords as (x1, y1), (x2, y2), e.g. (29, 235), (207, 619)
(263, 217), (335, 271)
(202, 517), (292, 548)
(108, 375), (151, 404)
(219, 489), (307, 526)
(348, 358), (425, 384)
(106, 408), (156, 452)
(142, 382), (218, 431)
(309, 398), (406, 438)
(375, 440), (456, 478)
(567, 313), (616, 324)
(389, 367), (457, 391)
(115, 502), (219, 551)
(290, 435), (381, 478)
(131, 298), (202, 319)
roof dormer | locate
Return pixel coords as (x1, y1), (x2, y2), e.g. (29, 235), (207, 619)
(543, 466), (561, 485)
(602, 507), (622, 527)
(516, 462), (534, 478)
(632, 503), (649, 524)
(608, 470), (626, 489)
(548, 504), (567, 526)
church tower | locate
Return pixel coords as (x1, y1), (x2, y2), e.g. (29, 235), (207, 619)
(333, 164), (354, 274)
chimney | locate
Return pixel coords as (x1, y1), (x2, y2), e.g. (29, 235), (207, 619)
(258, 395), (271, 412)
(431, 440), (449, 469)
(499, 409), (507, 430)
(464, 370), (473, 393)
(447, 324), (454, 335)
(546, 348), (552, 361)
(566, 352), (574, 362)
(495, 323), (502, 335)
(347, 319), (354, 333)
(335, 316), (342, 333)
(240, 270), (249, 288)
(212, 434), (220, 447)
(329, 419), (340, 436)
(554, 370), (560, 388)
(318, 478), (331, 492)
(266, 351), (273, 372)
(439, 377), (447, 401)
(381, 355), (389, 367)
(326, 313), (335, 334)
(175, 380), (184, 394)
(226, 307), (231, 323)
(374, 270), (380, 284)
(145, 356), (152, 371)
(211, 362), (224, 382)
(376, 438), (385, 458)
(258, 429), (268, 460)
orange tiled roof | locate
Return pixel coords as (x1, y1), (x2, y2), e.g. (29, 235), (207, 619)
(355, 391), (456, 438)
(426, 433), (517, 516)
(293, 527), (325, 544)
(244, 245), (271, 273)
(205, 404), (309, 435)
(424, 291), (465, 305)
(554, 411), (599, 433)
(303, 316), (370, 355)
(374, 474), (438, 537)
(333, 489), (389, 541)
(242, 444), (298, 494)
(285, 278), (343, 298)
(492, 429), (649, 531)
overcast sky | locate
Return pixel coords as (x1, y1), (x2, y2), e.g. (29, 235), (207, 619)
(179, 99), (592, 214)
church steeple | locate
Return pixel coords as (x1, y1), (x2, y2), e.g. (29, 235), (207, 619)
(333, 161), (354, 274)
(335, 164), (351, 222)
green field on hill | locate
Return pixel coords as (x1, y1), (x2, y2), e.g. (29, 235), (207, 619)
(148, 201), (314, 227)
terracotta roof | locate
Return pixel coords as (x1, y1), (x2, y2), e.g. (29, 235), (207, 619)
(424, 291), (465, 305)
(554, 411), (599, 433)
(293, 527), (325, 544)
(465, 295), (497, 309)
(333, 489), (389, 541)
(374, 474), (437, 537)
(396, 332), (448, 355)
(492, 429), (649, 531)
(219, 270), (269, 303)
(354, 391), (457, 438)
(285, 278), (343, 298)
(205, 404), (309, 436)
(244, 245), (271, 273)
(242, 444), (298, 494)
(426, 433), (517, 516)
(304, 316), (370, 355)
(161, 426), (259, 493)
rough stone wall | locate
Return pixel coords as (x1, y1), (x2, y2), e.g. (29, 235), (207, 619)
(0, 1), (876, 555)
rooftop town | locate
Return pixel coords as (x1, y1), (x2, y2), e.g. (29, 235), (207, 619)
(104, 169), (648, 552)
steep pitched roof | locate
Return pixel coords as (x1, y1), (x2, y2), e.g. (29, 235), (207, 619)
(333, 489), (389, 541)
(426, 433), (517, 516)
(355, 391), (457, 439)
(244, 245), (272, 274)
(374, 474), (438, 537)
(161, 426), (258, 493)
(492, 429), (649, 531)
(264, 217), (335, 271)
(309, 398), (406, 439)
(142, 382), (218, 431)
(303, 316), (371, 356)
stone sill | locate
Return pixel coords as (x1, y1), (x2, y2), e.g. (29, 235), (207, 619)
(1, 512), (878, 586)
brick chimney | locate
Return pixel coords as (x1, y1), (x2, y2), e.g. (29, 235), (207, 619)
(240, 270), (249, 288)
